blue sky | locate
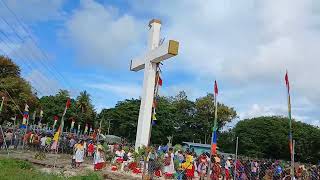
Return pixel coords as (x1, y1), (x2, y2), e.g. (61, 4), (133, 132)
(0, 0), (319, 126)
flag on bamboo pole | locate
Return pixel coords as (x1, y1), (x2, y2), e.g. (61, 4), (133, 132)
(70, 118), (75, 131)
(53, 125), (61, 142)
(38, 110), (43, 127)
(60, 98), (71, 132)
(20, 104), (29, 129)
(285, 71), (293, 163)
(51, 125), (61, 150)
(62, 98), (71, 117)
(211, 80), (219, 155)
(0, 97), (4, 113)
(77, 124), (81, 135)
(84, 124), (88, 134)
(53, 115), (58, 128)
(52, 98), (72, 151)
(89, 125), (93, 133)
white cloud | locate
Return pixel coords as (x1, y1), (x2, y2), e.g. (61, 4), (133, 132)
(128, 0), (320, 123)
(62, 0), (145, 68)
(240, 104), (285, 119)
(87, 82), (141, 98)
(25, 69), (61, 96)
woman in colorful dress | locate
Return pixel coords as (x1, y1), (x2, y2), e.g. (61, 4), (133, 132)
(163, 148), (175, 179)
(87, 141), (95, 157)
(182, 153), (194, 180)
(74, 140), (85, 168)
(197, 153), (208, 180)
(93, 146), (105, 171)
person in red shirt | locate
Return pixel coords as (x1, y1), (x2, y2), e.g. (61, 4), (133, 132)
(211, 156), (221, 180)
(87, 141), (95, 157)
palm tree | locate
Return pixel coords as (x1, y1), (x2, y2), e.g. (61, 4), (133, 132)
(76, 91), (95, 125)
(76, 91), (90, 113)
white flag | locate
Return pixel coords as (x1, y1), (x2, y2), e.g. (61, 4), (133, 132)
(24, 104), (29, 112)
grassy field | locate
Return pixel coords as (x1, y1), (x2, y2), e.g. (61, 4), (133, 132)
(0, 158), (103, 180)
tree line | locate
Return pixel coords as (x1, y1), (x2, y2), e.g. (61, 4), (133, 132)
(218, 116), (320, 164)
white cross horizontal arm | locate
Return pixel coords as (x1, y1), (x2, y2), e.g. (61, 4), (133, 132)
(130, 40), (179, 72)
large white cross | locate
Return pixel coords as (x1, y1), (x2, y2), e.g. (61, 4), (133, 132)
(130, 19), (179, 150)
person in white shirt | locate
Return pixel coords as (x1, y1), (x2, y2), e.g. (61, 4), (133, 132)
(40, 135), (47, 151)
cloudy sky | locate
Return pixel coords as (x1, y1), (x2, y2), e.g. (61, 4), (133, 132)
(0, 0), (319, 126)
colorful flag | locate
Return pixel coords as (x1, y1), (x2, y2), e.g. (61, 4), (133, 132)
(70, 119), (75, 130)
(285, 71), (293, 165)
(62, 98), (71, 116)
(66, 98), (71, 108)
(0, 97), (4, 113)
(53, 126), (61, 142)
(53, 115), (59, 128)
(211, 131), (217, 155)
(77, 124), (81, 135)
(158, 76), (163, 86)
(51, 124), (61, 151)
(21, 104), (29, 127)
(84, 124), (88, 134)
(38, 110), (43, 127)
(211, 80), (219, 155)
(40, 110), (43, 118)
(214, 80), (218, 95)
(285, 71), (290, 93)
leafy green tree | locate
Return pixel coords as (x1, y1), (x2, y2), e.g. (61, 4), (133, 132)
(0, 56), (38, 125)
(39, 90), (77, 127)
(98, 99), (140, 142)
(98, 91), (237, 145)
(194, 93), (237, 144)
(219, 116), (320, 163)
(0, 55), (20, 78)
(76, 90), (96, 127)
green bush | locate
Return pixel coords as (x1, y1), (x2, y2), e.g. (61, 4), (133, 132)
(0, 158), (103, 180)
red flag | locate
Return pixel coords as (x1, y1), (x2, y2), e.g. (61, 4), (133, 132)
(214, 80), (218, 95)
(54, 115), (59, 121)
(158, 76), (163, 86)
(65, 98), (71, 109)
(285, 71), (290, 93)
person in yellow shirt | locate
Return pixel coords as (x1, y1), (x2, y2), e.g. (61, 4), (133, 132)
(181, 153), (194, 180)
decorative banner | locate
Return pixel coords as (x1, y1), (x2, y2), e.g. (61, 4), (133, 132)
(285, 71), (294, 178)
(84, 124), (88, 134)
(38, 109), (43, 127)
(211, 80), (219, 155)
(53, 115), (59, 128)
(89, 125), (93, 133)
(70, 119), (75, 130)
(77, 124), (81, 135)
(21, 104), (29, 128)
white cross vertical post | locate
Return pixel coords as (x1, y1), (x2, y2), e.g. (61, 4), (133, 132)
(130, 19), (179, 150)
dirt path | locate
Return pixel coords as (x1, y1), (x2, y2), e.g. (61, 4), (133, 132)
(0, 150), (142, 180)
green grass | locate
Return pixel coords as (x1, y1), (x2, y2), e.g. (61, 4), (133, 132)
(0, 158), (102, 180)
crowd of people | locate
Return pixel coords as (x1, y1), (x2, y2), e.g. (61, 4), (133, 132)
(0, 126), (319, 179)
